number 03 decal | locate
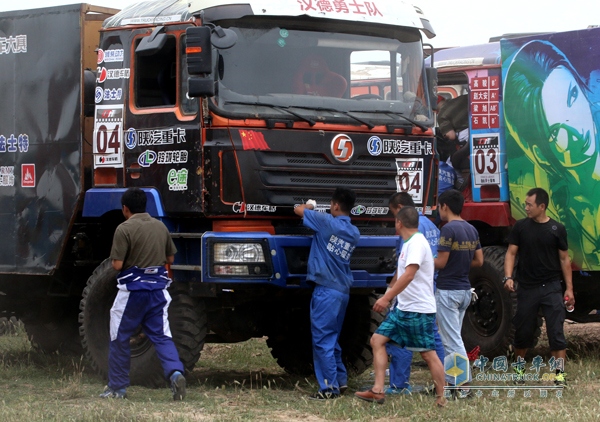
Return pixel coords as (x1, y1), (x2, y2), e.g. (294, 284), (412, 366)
(93, 105), (124, 168)
(472, 134), (501, 186)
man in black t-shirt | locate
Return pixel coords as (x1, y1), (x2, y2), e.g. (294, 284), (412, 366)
(504, 188), (574, 386)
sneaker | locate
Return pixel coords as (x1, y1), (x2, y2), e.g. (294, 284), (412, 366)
(554, 372), (567, 387)
(99, 386), (127, 399)
(170, 371), (186, 401)
(308, 391), (340, 400)
(354, 389), (385, 404)
(339, 385), (348, 395)
(384, 385), (412, 395)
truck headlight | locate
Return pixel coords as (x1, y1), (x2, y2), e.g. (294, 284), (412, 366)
(210, 242), (270, 277)
(213, 243), (265, 263)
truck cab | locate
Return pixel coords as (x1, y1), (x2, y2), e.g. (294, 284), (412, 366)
(1, 1), (440, 385)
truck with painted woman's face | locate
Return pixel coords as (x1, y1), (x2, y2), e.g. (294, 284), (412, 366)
(0, 1), (438, 384)
(430, 27), (600, 358)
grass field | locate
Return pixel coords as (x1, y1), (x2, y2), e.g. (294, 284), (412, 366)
(1, 324), (600, 421)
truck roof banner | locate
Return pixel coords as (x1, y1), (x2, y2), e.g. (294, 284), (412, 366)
(189, 0), (427, 29)
(501, 27), (600, 270)
(105, 0), (433, 35)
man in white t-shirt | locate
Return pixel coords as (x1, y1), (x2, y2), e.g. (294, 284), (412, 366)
(355, 206), (446, 407)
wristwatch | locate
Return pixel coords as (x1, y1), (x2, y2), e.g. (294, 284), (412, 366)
(502, 276), (513, 284)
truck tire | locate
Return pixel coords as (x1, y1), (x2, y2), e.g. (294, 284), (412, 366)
(340, 293), (383, 375)
(24, 300), (84, 356)
(462, 246), (542, 357)
(79, 259), (206, 387)
(266, 292), (382, 376)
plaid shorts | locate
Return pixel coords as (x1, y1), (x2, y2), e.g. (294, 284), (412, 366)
(376, 307), (436, 352)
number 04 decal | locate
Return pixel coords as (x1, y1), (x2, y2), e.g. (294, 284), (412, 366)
(95, 124), (120, 154)
(93, 105), (124, 168)
(395, 158), (424, 203)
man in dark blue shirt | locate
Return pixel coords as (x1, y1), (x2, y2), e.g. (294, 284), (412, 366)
(294, 188), (360, 400)
(435, 189), (483, 394)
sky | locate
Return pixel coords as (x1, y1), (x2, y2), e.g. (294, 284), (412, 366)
(2, 0), (599, 49)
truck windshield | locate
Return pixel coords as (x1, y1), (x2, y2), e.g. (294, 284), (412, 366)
(211, 21), (432, 127)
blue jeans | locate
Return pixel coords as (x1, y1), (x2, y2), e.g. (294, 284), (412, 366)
(435, 289), (472, 384)
(387, 319), (445, 388)
(311, 285), (349, 393)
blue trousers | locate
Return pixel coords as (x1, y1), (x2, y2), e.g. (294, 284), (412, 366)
(387, 318), (445, 388)
(311, 285), (349, 393)
(108, 289), (184, 390)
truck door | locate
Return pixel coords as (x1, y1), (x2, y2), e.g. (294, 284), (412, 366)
(93, 27), (203, 214)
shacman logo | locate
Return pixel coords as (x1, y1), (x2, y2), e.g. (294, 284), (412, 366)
(331, 134), (354, 163)
(125, 128), (137, 149)
(367, 136), (382, 156)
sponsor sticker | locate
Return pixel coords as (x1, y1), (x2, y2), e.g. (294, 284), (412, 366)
(21, 164), (35, 188)
(168, 168), (188, 191)
(138, 150), (157, 167)
(0, 166), (15, 187)
(233, 202), (276, 213)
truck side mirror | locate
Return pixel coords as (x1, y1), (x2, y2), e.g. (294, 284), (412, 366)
(186, 26), (213, 75)
(185, 25), (238, 98)
(186, 26), (214, 97)
(426, 67), (438, 111)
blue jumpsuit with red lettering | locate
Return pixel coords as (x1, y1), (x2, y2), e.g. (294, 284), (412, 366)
(303, 210), (360, 394)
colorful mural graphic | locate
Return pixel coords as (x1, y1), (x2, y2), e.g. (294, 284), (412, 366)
(502, 28), (600, 270)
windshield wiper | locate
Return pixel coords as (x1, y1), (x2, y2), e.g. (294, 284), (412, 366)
(317, 108), (375, 129)
(278, 104), (375, 129)
(382, 112), (429, 132)
(223, 100), (316, 126)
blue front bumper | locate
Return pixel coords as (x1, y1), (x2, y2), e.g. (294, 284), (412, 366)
(198, 231), (396, 289)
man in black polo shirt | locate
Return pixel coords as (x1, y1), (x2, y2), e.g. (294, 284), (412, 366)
(504, 187), (574, 385)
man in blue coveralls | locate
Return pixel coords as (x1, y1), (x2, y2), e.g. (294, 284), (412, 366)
(385, 192), (445, 394)
(294, 187), (360, 400)
(100, 187), (186, 400)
